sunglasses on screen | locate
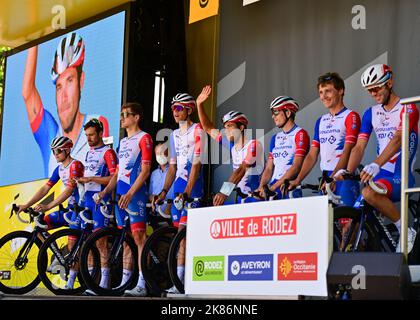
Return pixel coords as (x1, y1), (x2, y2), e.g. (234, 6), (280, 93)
(171, 105), (187, 112)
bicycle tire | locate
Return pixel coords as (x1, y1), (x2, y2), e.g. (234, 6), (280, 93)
(37, 228), (90, 295)
(0, 231), (42, 294)
(167, 227), (187, 294)
(79, 227), (138, 296)
(141, 225), (177, 295)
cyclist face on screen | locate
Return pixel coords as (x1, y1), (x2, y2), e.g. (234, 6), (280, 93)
(318, 83), (343, 110)
(55, 67), (84, 134)
(84, 126), (103, 147)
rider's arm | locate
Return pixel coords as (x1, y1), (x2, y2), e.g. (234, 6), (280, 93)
(272, 156), (305, 190)
(102, 168), (118, 195)
(346, 138), (368, 173)
(293, 119), (321, 184)
(43, 161), (84, 210)
(330, 111), (361, 177)
(258, 158), (274, 188)
(22, 46), (42, 124)
(196, 85), (220, 140)
(293, 146), (319, 184)
(43, 186), (75, 211)
(21, 184), (52, 211)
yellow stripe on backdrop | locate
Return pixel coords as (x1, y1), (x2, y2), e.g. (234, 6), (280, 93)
(0, 179), (66, 237)
(189, 0), (219, 24)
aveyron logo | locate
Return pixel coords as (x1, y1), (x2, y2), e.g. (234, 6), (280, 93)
(199, 0), (209, 8)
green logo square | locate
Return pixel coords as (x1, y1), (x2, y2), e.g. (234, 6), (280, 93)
(193, 256), (225, 281)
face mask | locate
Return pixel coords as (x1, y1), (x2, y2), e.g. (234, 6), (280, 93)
(156, 155), (168, 166)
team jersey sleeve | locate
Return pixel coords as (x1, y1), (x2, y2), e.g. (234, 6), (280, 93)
(104, 149), (118, 174)
(193, 124), (205, 158)
(243, 140), (262, 167)
(268, 134), (276, 160)
(31, 107), (59, 175)
(358, 108), (373, 141)
(311, 117), (321, 148)
(169, 132), (177, 165)
(139, 133), (153, 165)
(46, 166), (60, 187)
(344, 111), (361, 145)
(68, 161), (84, 187)
(295, 129), (310, 157)
(398, 103), (419, 132)
(98, 116), (110, 137)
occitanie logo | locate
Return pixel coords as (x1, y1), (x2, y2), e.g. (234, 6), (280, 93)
(279, 257), (293, 278)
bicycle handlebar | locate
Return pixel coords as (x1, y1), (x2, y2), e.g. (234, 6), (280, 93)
(340, 172), (387, 195)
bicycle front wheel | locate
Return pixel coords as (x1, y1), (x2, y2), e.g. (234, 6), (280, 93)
(0, 231), (42, 294)
(80, 227), (138, 296)
(167, 227), (186, 294)
(141, 225), (177, 295)
(37, 228), (89, 295)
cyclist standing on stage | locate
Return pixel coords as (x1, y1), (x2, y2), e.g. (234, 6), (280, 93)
(17, 136), (84, 290)
(335, 64), (419, 252)
(255, 96), (310, 199)
(154, 93), (205, 294)
(289, 73), (361, 206)
(196, 85), (263, 205)
(96, 102), (153, 297)
(73, 118), (118, 291)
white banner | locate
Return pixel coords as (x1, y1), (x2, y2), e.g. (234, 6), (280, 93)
(185, 196), (332, 297)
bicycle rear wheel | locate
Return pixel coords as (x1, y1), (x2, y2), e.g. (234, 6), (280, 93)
(80, 227), (138, 296)
(167, 227), (186, 294)
(141, 225), (177, 295)
(0, 231), (42, 294)
(333, 206), (382, 252)
(37, 228), (90, 295)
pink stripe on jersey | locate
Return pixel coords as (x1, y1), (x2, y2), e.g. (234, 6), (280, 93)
(294, 129), (310, 157)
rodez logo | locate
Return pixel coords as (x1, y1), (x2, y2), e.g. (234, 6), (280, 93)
(195, 260), (205, 277)
(193, 256), (224, 281)
(199, 0), (209, 8)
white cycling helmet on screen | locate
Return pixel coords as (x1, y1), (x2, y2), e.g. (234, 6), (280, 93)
(361, 64), (393, 89)
(51, 32), (85, 84)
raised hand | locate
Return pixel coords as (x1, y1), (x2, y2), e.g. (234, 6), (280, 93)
(196, 85), (212, 106)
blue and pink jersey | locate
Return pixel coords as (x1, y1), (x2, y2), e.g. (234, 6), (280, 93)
(269, 125), (310, 182)
(115, 130), (153, 232)
(30, 106), (109, 176)
(358, 102), (419, 201)
(216, 133), (264, 194)
(46, 159), (84, 206)
(312, 107), (361, 172)
(84, 145), (118, 192)
(169, 123), (205, 198)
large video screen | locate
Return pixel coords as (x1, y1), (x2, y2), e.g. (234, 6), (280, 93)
(0, 10), (126, 186)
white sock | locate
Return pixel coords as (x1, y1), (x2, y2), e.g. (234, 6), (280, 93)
(99, 267), (110, 288)
(88, 267), (94, 276)
(66, 270), (78, 289)
(177, 265), (185, 283)
(394, 219), (401, 234)
(119, 268), (132, 287)
(136, 271), (145, 288)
